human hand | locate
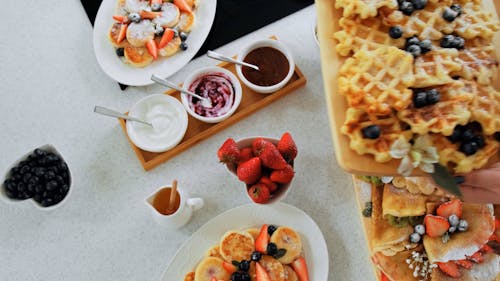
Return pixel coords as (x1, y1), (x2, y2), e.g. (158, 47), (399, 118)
(456, 163), (500, 204)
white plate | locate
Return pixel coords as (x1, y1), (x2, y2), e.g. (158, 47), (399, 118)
(93, 0), (217, 86)
(160, 202), (329, 280)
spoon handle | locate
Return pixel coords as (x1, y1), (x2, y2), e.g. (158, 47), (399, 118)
(207, 51), (260, 71)
(151, 74), (206, 101)
(94, 106), (152, 126)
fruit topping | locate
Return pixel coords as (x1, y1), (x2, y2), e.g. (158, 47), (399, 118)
(425, 89), (441, 105)
(277, 132), (297, 162)
(179, 31), (188, 41)
(255, 224), (269, 253)
(145, 39), (158, 60)
(457, 219), (468, 232)
(440, 34), (465, 49)
(362, 201), (372, 217)
(436, 199), (462, 218)
(399, 1), (415, 16)
(237, 157), (262, 185)
(448, 214), (459, 227)
(361, 125), (381, 139)
(217, 138), (240, 165)
(442, 7), (459, 22)
(255, 262), (272, 281)
(437, 261), (462, 278)
(406, 44), (422, 58)
(389, 26), (403, 39)
(259, 142), (288, 170)
(410, 232), (421, 243)
(251, 251), (262, 262)
(411, 0), (427, 10)
(269, 164), (294, 184)
(267, 225), (277, 236)
(238, 260), (250, 272)
(454, 259), (473, 269)
(158, 28), (175, 48)
(247, 183), (270, 204)
(266, 242), (278, 256)
(238, 147), (254, 164)
(223, 261), (237, 274)
(128, 12), (141, 23)
(291, 257), (310, 281)
(180, 41), (188, 51)
(414, 224), (425, 235)
(418, 39), (432, 54)
(116, 47), (125, 57)
(258, 177), (278, 193)
(424, 215), (450, 237)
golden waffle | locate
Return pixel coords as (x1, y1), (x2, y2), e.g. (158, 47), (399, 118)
(338, 46), (415, 115)
(334, 0), (397, 19)
(413, 48), (462, 88)
(454, 2), (500, 40)
(430, 134), (499, 174)
(380, 1), (454, 40)
(451, 38), (498, 85)
(467, 82), (500, 136)
(398, 81), (474, 136)
(342, 108), (413, 163)
(334, 16), (405, 57)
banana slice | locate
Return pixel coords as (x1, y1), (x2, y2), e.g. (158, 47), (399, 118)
(283, 265), (298, 281)
(269, 226), (302, 264)
(259, 255), (285, 281)
(245, 228), (260, 240)
(124, 46), (153, 68)
(158, 36), (181, 57)
(205, 245), (223, 259)
(108, 23), (129, 48)
(177, 11), (196, 32)
(153, 3), (180, 28)
(194, 257), (231, 281)
(126, 20), (155, 47)
(219, 230), (255, 262)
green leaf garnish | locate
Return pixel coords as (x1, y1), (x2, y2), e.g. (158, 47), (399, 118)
(232, 260), (240, 267)
(431, 163), (462, 197)
(273, 249), (287, 259)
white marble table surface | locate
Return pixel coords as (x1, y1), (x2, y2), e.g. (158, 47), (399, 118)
(0, 2), (374, 280)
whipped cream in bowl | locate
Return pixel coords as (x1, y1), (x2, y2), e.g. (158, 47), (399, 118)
(181, 66), (242, 123)
(126, 94), (188, 153)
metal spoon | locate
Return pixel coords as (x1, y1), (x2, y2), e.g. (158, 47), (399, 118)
(94, 106), (152, 127)
(207, 50), (260, 71)
(151, 74), (213, 108)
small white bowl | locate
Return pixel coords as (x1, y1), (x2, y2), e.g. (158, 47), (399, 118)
(226, 137), (294, 205)
(0, 144), (72, 211)
(126, 94), (188, 153)
(235, 39), (295, 94)
(181, 66), (242, 123)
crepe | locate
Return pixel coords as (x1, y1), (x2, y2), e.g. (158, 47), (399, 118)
(382, 183), (428, 218)
(373, 246), (424, 281)
(430, 253), (500, 281)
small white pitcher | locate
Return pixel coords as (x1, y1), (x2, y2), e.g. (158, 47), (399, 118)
(145, 186), (204, 229)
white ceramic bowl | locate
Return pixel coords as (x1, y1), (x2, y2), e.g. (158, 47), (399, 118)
(226, 137), (294, 205)
(235, 39), (295, 94)
(126, 94), (188, 153)
(0, 144), (72, 211)
(181, 66), (242, 123)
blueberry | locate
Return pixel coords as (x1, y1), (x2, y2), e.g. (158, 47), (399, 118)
(179, 31), (188, 41)
(494, 132), (500, 141)
(238, 260), (250, 272)
(5, 189), (17, 199)
(267, 225), (277, 236)
(440, 35), (455, 48)
(414, 224), (425, 235)
(443, 7), (459, 22)
(389, 26), (403, 39)
(406, 36), (420, 48)
(361, 125), (381, 139)
(180, 42), (188, 51)
(466, 121), (483, 134)
(452, 36), (465, 50)
(411, 0), (427, 10)
(172, 28), (179, 38)
(450, 4), (462, 16)
(471, 135), (485, 148)
(448, 125), (464, 143)
(240, 272), (251, 281)
(34, 148), (47, 157)
(41, 198), (54, 207)
(23, 173), (32, 184)
(17, 182), (26, 193)
(418, 39), (432, 53)
(399, 1), (415, 16)
(413, 91), (428, 108)
(406, 44), (422, 57)
(266, 242), (278, 255)
(128, 13), (141, 23)
(46, 180), (58, 191)
(461, 129), (474, 142)
(448, 226), (456, 233)
(116, 48), (125, 57)
(151, 3), (162, 11)
(62, 184), (69, 193)
(409, 232), (421, 243)
(34, 194), (42, 203)
(458, 219), (468, 232)
(448, 214), (459, 227)
(20, 165), (30, 175)
(251, 251), (262, 262)
(28, 176), (39, 185)
(426, 89), (440, 105)
(459, 141), (478, 156)
(154, 25), (164, 35)
(45, 170), (56, 181)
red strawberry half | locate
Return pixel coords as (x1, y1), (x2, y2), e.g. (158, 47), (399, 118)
(252, 138), (269, 157)
(217, 138), (240, 165)
(255, 224), (269, 253)
(259, 176), (278, 193)
(270, 164), (294, 184)
(424, 215), (450, 237)
(239, 147), (254, 164)
(277, 132), (297, 162)
(455, 259), (473, 269)
(436, 199), (463, 218)
(291, 257), (310, 281)
(248, 183), (270, 204)
(437, 261), (462, 278)
(259, 142), (288, 170)
(255, 262), (272, 281)
(222, 261), (237, 274)
(237, 157), (262, 185)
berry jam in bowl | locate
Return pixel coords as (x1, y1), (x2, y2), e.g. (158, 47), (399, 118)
(1, 144), (72, 210)
(181, 66), (242, 123)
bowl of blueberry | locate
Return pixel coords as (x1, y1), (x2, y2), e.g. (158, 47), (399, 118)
(1, 145), (71, 210)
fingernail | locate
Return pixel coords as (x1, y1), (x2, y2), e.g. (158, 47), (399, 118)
(454, 176), (465, 184)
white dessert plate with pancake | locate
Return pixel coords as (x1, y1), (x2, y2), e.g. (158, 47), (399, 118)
(93, 0), (217, 86)
(160, 202), (329, 280)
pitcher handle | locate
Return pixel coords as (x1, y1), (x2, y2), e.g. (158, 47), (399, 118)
(186, 198), (204, 211)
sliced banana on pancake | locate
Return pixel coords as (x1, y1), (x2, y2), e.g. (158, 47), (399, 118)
(269, 226), (302, 264)
(259, 255), (285, 281)
(124, 46), (153, 68)
(219, 230), (255, 262)
(194, 257), (231, 281)
(177, 11), (196, 32)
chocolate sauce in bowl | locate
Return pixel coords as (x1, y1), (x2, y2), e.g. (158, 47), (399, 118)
(242, 47), (290, 87)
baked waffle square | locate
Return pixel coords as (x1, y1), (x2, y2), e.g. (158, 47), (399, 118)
(335, 0), (397, 19)
(338, 46), (415, 115)
(451, 38), (499, 85)
(454, 2), (500, 39)
(397, 80), (474, 136)
(467, 81), (500, 136)
(413, 48), (463, 88)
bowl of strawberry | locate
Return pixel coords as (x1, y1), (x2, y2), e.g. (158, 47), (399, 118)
(217, 132), (298, 204)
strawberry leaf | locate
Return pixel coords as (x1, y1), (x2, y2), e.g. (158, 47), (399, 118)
(232, 260), (240, 267)
(431, 164), (462, 197)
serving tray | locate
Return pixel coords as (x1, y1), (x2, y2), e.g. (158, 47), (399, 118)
(315, 0), (500, 176)
(119, 60), (307, 171)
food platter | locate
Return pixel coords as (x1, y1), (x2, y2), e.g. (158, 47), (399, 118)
(315, 0), (500, 176)
(159, 202), (329, 280)
(93, 0), (217, 86)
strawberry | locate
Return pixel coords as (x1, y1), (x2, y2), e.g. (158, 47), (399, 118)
(467, 251), (484, 263)
(380, 272), (390, 281)
(248, 183), (271, 204)
(437, 261), (462, 278)
(291, 257), (310, 281)
(217, 138), (240, 165)
(436, 199), (463, 218)
(259, 142), (288, 170)
(495, 218), (500, 230)
(259, 176), (278, 193)
(150, 0), (162, 5)
(174, 0), (193, 12)
(455, 259), (473, 269)
(112, 15), (128, 23)
(424, 215), (450, 237)
(145, 39), (158, 60)
(158, 28), (175, 49)
(277, 132), (297, 162)
(139, 10), (162, 19)
(255, 262), (272, 281)
(255, 224), (269, 252)
(270, 164), (294, 184)
(239, 147), (254, 164)
(237, 157), (262, 185)
(117, 23), (128, 43)
(252, 138), (269, 156)
(481, 244), (494, 254)
(222, 261), (237, 274)
(210, 278), (217, 281)
(490, 233), (500, 243)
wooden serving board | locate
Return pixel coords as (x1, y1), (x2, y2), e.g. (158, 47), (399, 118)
(315, 0), (500, 176)
(119, 61), (307, 171)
